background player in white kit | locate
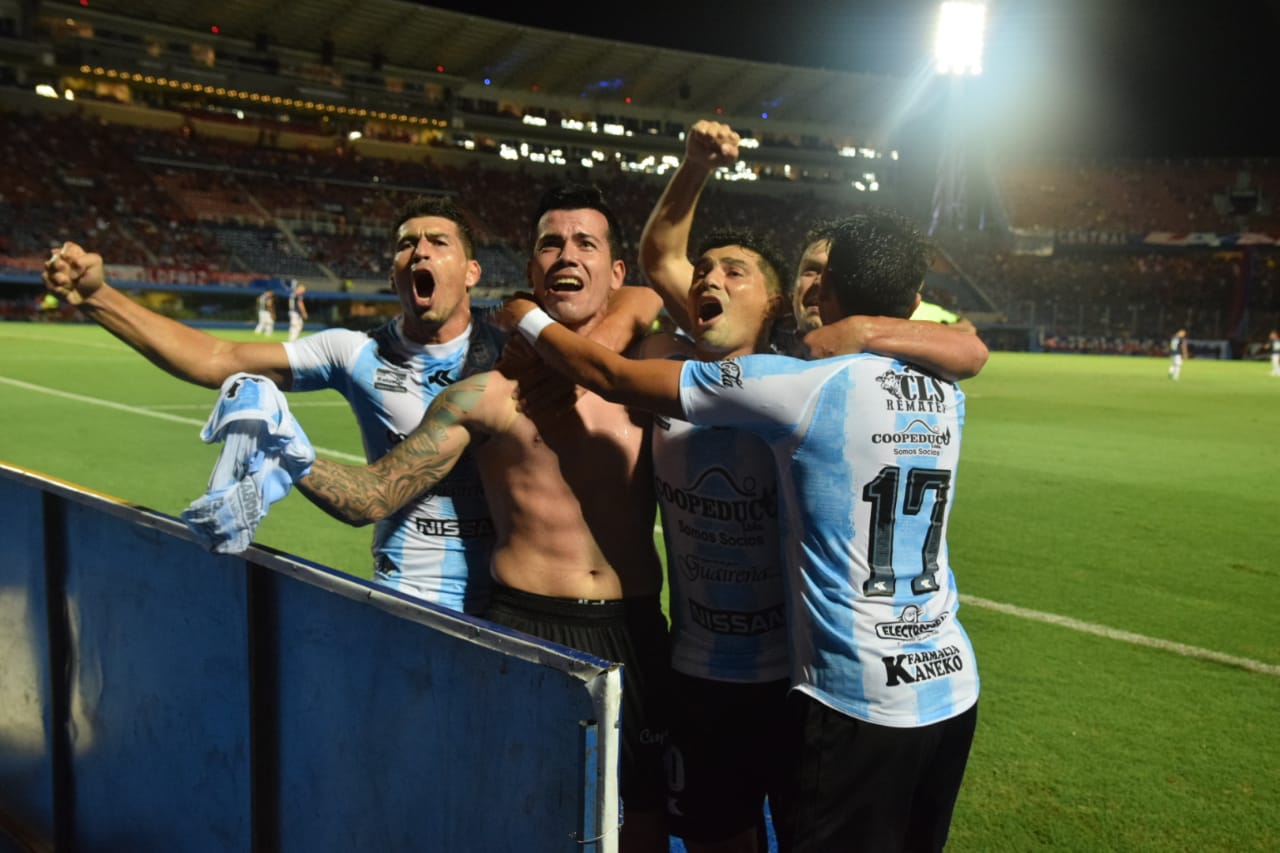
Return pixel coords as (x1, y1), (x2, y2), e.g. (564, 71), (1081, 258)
(286, 280), (308, 342)
(1168, 328), (1188, 380)
(503, 209), (980, 853)
(253, 288), (275, 336)
(1268, 330), (1279, 376)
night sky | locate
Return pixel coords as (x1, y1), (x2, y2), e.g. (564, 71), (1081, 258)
(419, 0), (1280, 158)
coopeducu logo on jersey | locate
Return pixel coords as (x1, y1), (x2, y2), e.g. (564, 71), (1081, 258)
(881, 645), (965, 686)
(872, 419), (952, 457)
(689, 600), (785, 635)
(374, 367), (409, 393)
(655, 468), (776, 524)
(876, 369), (948, 413)
(875, 605), (949, 641)
(716, 360), (744, 389)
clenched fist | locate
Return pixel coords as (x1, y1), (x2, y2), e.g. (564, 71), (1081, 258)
(43, 241), (106, 306)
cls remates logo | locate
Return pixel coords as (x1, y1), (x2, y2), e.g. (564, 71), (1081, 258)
(876, 369), (948, 413)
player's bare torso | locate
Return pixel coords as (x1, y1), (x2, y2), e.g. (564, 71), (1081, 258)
(473, 372), (661, 600)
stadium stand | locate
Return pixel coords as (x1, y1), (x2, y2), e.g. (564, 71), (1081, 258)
(0, 0), (1276, 350)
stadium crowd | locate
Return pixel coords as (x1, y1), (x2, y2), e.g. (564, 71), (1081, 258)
(4, 103), (1279, 348)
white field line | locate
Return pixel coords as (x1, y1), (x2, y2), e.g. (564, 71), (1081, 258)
(0, 331), (133, 351)
(963, 594), (1280, 677)
(0, 375), (364, 463)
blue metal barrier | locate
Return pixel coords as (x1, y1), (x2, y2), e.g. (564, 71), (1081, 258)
(0, 463), (621, 853)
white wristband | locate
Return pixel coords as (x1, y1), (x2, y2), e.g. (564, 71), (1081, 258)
(516, 307), (555, 343)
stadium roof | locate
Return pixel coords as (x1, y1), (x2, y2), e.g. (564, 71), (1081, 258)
(56, 0), (903, 141)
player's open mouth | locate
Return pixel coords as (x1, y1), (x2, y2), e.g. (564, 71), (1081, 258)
(697, 296), (724, 322)
(549, 276), (584, 292)
(412, 268), (436, 300)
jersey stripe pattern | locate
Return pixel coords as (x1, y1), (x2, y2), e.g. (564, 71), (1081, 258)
(654, 412), (788, 683)
(284, 314), (502, 612)
(679, 352), (979, 728)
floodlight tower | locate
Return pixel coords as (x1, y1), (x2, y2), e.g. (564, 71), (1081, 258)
(928, 1), (987, 235)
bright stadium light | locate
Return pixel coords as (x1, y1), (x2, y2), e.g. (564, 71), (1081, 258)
(934, 1), (986, 76)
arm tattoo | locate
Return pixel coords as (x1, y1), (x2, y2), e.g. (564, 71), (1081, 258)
(296, 376), (489, 525)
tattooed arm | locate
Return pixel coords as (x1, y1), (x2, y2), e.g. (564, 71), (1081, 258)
(296, 373), (495, 525)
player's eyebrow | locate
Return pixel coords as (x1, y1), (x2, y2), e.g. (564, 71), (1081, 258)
(398, 229), (452, 242)
(695, 254), (752, 272)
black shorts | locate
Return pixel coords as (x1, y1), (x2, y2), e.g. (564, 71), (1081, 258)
(665, 671), (789, 844)
(483, 584), (672, 814)
(773, 692), (978, 853)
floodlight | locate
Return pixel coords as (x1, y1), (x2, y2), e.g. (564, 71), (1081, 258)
(934, 1), (986, 76)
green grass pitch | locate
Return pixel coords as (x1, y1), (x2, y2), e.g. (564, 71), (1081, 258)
(2, 321), (1277, 851)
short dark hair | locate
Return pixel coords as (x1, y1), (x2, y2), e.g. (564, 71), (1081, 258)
(392, 195), (475, 258)
(823, 211), (931, 319)
(800, 219), (839, 255)
(529, 184), (624, 260)
(695, 228), (788, 298)
(787, 220), (840, 297)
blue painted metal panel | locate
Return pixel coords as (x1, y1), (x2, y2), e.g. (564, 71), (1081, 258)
(0, 467), (624, 852)
(62, 502), (253, 853)
(269, 574), (607, 853)
(0, 475), (54, 841)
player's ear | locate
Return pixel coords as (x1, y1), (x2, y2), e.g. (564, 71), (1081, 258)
(766, 286), (785, 320)
(465, 258), (482, 289)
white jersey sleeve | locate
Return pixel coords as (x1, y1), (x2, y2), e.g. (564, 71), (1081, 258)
(679, 353), (979, 728)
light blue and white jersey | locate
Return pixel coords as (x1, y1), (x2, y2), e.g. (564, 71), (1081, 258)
(284, 313), (503, 612)
(654, 411), (787, 684)
(679, 352), (978, 728)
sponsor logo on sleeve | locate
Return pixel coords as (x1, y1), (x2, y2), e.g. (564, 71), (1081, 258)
(717, 360), (744, 389)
